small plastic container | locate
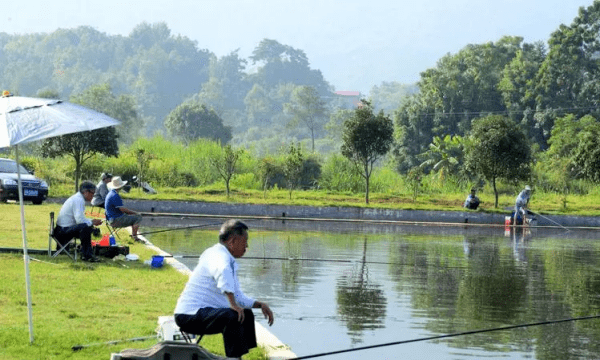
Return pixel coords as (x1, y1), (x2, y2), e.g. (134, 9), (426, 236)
(151, 255), (164, 268)
(109, 235), (116, 246)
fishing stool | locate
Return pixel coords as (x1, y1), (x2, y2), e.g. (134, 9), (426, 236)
(48, 212), (78, 261)
(104, 220), (124, 241)
(181, 329), (204, 345)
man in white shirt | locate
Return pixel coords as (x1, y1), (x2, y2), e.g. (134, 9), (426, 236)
(174, 220), (274, 359)
(55, 181), (103, 262)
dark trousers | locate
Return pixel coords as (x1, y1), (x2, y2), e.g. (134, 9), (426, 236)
(54, 223), (94, 259)
(175, 308), (257, 358)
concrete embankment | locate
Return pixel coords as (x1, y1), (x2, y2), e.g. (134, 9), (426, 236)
(50, 197), (599, 229)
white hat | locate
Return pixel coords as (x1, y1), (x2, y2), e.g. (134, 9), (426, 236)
(524, 185), (532, 191)
(108, 176), (128, 190)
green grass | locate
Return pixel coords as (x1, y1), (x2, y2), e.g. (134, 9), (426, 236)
(0, 203), (268, 360)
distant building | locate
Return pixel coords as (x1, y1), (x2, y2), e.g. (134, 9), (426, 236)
(334, 91), (362, 109)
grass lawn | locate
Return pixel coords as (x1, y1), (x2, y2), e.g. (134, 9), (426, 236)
(0, 203), (267, 360)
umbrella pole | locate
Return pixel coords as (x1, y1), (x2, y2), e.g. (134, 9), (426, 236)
(16, 146), (34, 343)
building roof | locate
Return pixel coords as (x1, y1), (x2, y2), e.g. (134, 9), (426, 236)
(334, 91), (360, 96)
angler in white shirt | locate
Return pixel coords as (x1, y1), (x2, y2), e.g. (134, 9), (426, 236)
(174, 220), (274, 360)
(55, 181), (103, 262)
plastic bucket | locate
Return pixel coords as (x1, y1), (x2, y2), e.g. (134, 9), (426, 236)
(99, 234), (110, 247)
(151, 255), (164, 268)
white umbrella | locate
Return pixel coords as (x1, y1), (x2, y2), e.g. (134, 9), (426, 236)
(0, 93), (121, 343)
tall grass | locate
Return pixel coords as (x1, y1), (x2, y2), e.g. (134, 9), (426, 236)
(12, 136), (600, 215)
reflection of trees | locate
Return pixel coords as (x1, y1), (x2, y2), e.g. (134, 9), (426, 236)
(336, 238), (387, 344)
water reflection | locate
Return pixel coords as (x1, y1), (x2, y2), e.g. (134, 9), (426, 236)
(146, 222), (600, 360)
(336, 238), (386, 343)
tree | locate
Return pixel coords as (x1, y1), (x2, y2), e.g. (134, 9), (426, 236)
(258, 156), (280, 197)
(465, 115), (532, 207)
(394, 36), (525, 172)
(248, 39), (331, 95)
(341, 101), (394, 204)
(68, 83), (142, 144)
(529, 2), (600, 148)
(284, 143), (304, 199)
(369, 81), (417, 113)
(209, 145), (243, 197)
(572, 124), (600, 182)
(284, 85), (327, 152)
(418, 134), (464, 183)
(165, 101), (232, 145)
(40, 84), (127, 192)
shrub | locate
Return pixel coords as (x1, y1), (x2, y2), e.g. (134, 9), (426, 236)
(319, 154), (363, 192)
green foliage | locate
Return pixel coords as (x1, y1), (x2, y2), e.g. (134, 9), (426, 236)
(369, 81), (417, 113)
(319, 154), (363, 192)
(165, 100), (232, 145)
(284, 143), (304, 199)
(258, 156), (283, 195)
(209, 144), (244, 197)
(572, 122), (600, 182)
(418, 134), (465, 183)
(40, 83), (125, 192)
(249, 39), (331, 95)
(300, 155), (322, 189)
(407, 166), (424, 201)
(326, 108), (353, 145)
(394, 36), (524, 172)
(465, 115), (532, 207)
(284, 85), (328, 152)
(341, 101), (395, 203)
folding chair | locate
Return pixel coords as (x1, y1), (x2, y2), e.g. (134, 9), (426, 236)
(180, 329), (203, 345)
(104, 220), (124, 241)
(88, 205), (104, 218)
(48, 212), (78, 261)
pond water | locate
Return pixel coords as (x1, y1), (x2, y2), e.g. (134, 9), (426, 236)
(145, 219), (600, 360)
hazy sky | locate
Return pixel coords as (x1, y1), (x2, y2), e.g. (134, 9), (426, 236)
(2, 0), (596, 94)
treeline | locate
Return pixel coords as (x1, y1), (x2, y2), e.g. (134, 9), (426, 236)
(394, 2), (600, 177)
(3, 2), (600, 200)
(0, 22), (412, 154)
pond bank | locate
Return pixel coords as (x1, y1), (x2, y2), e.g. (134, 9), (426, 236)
(48, 198), (600, 229)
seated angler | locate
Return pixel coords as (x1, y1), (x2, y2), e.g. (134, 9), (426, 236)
(54, 181), (103, 262)
(91, 172), (112, 208)
(105, 176), (143, 241)
(174, 220), (274, 360)
(463, 188), (480, 210)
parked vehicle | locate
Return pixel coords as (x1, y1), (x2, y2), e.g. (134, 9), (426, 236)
(0, 158), (48, 204)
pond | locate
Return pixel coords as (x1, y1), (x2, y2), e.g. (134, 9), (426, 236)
(144, 219), (600, 360)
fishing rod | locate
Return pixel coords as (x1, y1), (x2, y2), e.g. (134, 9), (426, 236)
(72, 335), (156, 351)
(161, 254), (468, 269)
(137, 222), (223, 236)
(528, 210), (570, 231)
(289, 314), (600, 360)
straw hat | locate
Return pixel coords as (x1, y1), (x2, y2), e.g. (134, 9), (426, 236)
(108, 176), (127, 190)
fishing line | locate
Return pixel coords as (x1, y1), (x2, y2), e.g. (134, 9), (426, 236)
(528, 210), (570, 231)
(72, 335), (156, 351)
(289, 314), (600, 360)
